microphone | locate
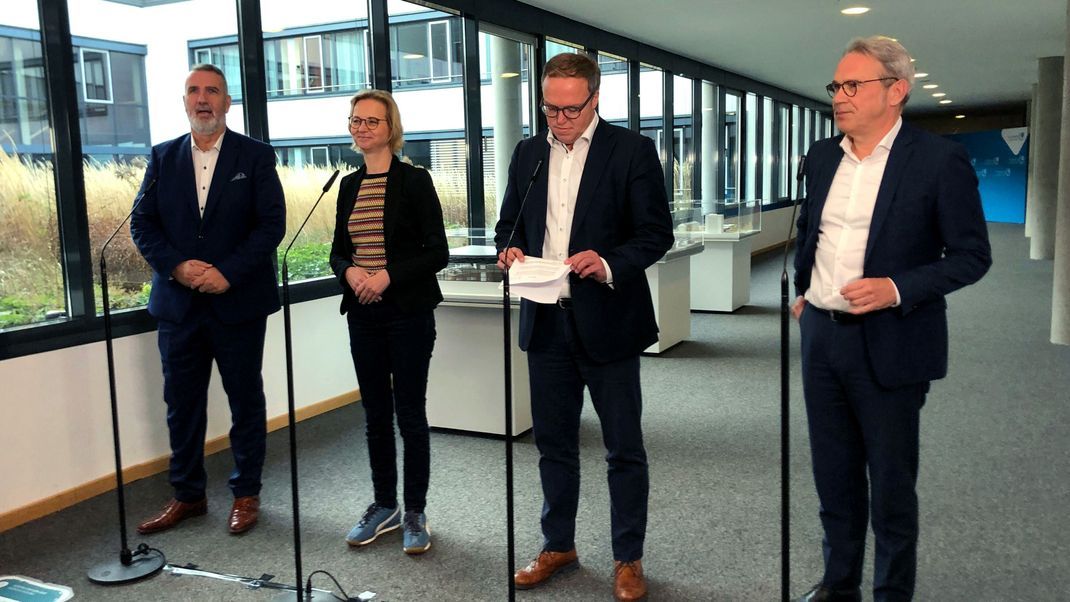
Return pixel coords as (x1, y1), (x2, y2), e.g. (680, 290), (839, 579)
(501, 159), (544, 263)
(282, 169), (340, 266)
(796, 153), (807, 182)
(102, 178), (157, 260)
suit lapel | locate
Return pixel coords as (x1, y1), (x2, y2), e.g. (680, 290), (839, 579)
(176, 134), (199, 218)
(383, 156), (402, 246)
(570, 119), (614, 240)
(805, 138), (843, 244)
(864, 123), (915, 265)
(200, 129), (238, 225)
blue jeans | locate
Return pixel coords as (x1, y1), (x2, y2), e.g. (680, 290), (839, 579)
(346, 301), (436, 512)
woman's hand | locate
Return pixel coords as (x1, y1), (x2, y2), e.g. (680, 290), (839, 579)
(355, 269), (390, 304)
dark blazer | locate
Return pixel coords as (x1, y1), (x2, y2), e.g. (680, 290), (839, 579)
(131, 128), (286, 325)
(794, 121), (992, 388)
(494, 119), (674, 364)
(329, 155), (449, 314)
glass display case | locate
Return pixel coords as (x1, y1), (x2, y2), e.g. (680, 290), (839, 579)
(670, 199), (762, 240)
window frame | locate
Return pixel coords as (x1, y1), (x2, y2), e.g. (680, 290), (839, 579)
(79, 47), (113, 104)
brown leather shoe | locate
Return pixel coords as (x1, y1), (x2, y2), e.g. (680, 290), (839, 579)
(613, 560), (647, 601)
(513, 549), (578, 590)
(228, 495), (260, 534)
(137, 498), (207, 534)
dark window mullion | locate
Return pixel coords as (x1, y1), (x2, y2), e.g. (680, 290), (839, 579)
(369, 0), (391, 92)
(691, 80), (701, 202)
(236, 0), (269, 141)
(38, 0), (93, 321)
(461, 16), (485, 234)
(627, 59), (639, 132)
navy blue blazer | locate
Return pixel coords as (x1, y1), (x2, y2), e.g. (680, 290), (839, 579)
(794, 121), (992, 388)
(131, 128), (286, 325)
(494, 119), (674, 364)
(328, 155), (449, 314)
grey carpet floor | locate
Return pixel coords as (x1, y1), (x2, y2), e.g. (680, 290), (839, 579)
(0, 222), (1066, 601)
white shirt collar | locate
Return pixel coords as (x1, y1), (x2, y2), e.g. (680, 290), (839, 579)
(840, 116), (902, 158)
(546, 115), (600, 149)
(191, 129), (226, 153)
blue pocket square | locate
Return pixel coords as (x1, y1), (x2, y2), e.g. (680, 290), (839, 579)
(230, 172), (247, 182)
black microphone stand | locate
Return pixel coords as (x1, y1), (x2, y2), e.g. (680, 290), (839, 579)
(499, 159), (543, 602)
(780, 155), (806, 602)
(88, 179), (167, 585)
(273, 170), (343, 602)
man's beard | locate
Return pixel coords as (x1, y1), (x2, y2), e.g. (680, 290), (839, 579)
(189, 112), (223, 136)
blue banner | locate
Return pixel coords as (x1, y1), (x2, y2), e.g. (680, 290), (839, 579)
(946, 127), (1028, 224)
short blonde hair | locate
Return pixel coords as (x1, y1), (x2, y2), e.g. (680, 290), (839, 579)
(349, 89), (404, 154)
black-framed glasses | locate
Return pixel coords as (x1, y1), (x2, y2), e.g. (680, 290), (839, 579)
(348, 116), (385, 130)
(825, 77), (898, 98)
(541, 89), (596, 119)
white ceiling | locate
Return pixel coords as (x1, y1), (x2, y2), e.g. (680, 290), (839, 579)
(519, 0), (1066, 114)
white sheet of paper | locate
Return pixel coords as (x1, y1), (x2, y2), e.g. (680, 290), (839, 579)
(500, 257), (570, 304)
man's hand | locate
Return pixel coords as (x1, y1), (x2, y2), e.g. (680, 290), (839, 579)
(840, 278), (897, 315)
(192, 267), (230, 294)
(172, 259), (212, 288)
(355, 269), (389, 304)
(497, 247), (526, 271)
(791, 296), (807, 321)
(565, 250), (607, 283)
(345, 266), (371, 294)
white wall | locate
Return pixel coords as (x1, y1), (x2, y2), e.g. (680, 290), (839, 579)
(0, 294), (356, 515)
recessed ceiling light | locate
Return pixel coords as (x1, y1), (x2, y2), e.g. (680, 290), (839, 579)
(923, 84), (939, 89)
(915, 72), (929, 78)
(910, 58), (916, 63)
(932, 92), (946, 97)
(939, 99), (953, 104)
(500, 72), (519, 78)
(403, 53), (425, 60)
(841, 6), (871, 15)
(955, 114), (966, 119)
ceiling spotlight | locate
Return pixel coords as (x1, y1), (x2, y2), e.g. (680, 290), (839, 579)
(932, 92), (946, 98)
(841, 6), (871, 15)
(403, 53), (425, 60)
(939, 99), (953, 104)
(500, 72), (520, 78)
(915, 72), (929, 78)
(910, 58), (916, 63)
(955, 114), (966, 119)
(923, 84), (939, 89)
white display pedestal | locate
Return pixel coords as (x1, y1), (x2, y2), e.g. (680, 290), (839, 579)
(689, 232), (757, 312)
(426, 281), (532, 437)
(645, 240), (703, 353)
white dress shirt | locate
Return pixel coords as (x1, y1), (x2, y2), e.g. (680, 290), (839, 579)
(543, 116), (612, 298)
(805, 117), (902, 311)
(191, 130), (225, 217)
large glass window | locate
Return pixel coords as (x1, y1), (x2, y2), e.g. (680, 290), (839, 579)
(776, 102), (789, 200)
(545, 37), (582, 59)
(638, 63), (664, 164)
(761, 96), (773, 203)
(672, 74), (693, 203)
(723, 90), (740, 203)
(0, 3), (64, 329)
(744, 92), (756, 202)
(791, 104), (801, 199)
(261, 28), (368, 98)
(480, 27), (535, 231)
(390, 2), (468, 230)
(79, 48), (112, 103)
(596, 51), (628, 126)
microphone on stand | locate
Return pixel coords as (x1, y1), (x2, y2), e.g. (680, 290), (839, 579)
(88, 177), (167, 585)
(275, 169), (349, 602)
(778, 152), (805, 602)
(497, 157), (542, 602)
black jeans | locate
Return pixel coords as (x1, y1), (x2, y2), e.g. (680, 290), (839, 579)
(346, 301), (436, 513)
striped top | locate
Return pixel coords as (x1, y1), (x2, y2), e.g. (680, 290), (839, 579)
(348, 173), (388, 271)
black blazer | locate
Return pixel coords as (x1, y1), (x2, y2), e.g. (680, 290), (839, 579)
(329, 155), (449, 314)
(131, 128), (286, 324)
(494, 119), (674, 363)
(794, 121), (992, 388)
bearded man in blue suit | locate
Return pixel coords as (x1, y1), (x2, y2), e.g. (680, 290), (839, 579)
(792, 37), (991, 602)
(131, 64), (285, 536)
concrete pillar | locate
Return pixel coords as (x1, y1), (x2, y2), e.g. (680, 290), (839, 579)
(1033, 56), (1063, 260)
(491, 36), (522, 217)
(1026, 85), (1038, 237)
(1052, 3), (1070, 345)
(700, 81), (719, 216)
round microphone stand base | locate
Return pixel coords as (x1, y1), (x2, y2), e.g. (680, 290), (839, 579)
(272, 588), (344, 601)
(87, 548), (166, 585)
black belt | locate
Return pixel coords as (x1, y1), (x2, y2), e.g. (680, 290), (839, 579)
(810, 306), (865, 324)
(556, 297), (574, 309)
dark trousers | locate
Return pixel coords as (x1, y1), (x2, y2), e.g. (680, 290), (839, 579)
(347, 301), (435, 513)
(527, 303), (648, 562)
(156, 299), (267, 502)
(800, 304), (928, 602)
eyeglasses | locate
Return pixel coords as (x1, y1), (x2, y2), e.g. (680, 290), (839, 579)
(348, 116), (385, 130)
(541, 89), (596, 119)
(825, 77), (898, 98)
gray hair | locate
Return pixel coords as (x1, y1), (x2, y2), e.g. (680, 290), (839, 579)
(189, 63), (228, 95)
(844, 36), (915, 105)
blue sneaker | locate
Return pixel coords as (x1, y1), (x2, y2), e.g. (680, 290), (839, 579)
(346, 503), (400, 546)
(402, 511), (431, 555)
